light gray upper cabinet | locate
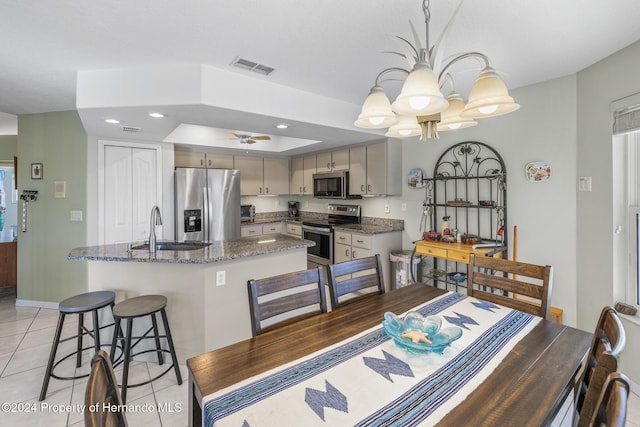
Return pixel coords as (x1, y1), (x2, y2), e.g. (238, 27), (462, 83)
(235, 156), (289, 196)
(349, 140), (402, 196)
(290, 155), (316, 195)
(175, 148), (233, 169)
(316, 149), (350, 172)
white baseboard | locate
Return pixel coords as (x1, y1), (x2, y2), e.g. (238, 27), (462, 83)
(15, 299), (58, 310)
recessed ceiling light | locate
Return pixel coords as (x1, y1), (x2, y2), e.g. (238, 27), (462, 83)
(149, 112), (165, 118)
(105, 119), (120, 124)
(275, 123), (289, 129)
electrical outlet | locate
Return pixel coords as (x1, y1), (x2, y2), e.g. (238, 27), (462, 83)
(216, 270), (226, 286)
(384, 204), (390, 214)
(275, 200), (280, 208)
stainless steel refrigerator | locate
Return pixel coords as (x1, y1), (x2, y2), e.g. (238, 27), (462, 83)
(175, 168), (241, 242)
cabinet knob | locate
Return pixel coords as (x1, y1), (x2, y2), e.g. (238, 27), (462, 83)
(200, 159), (204, 166)
(300, 186), (303, 192)
(265, 187), (269, 194)
(259, 187), (263, 194)
(303, 186), (306, 193)
(367, 185), (372, 192)
(346, 249), (350, 256)
(352, 250), (356, 258)
(361, 185), (365, 191)
(208, 159), (212, 166)
(331, 162), (336, 169)
(356, 239), (364, 244)
(327, 162), (331, 170)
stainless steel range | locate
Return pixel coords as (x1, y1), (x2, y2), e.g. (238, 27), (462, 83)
(302, 203), (361, 269)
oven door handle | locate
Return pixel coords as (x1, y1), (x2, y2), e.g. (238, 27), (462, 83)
(302, 225), (332, 234)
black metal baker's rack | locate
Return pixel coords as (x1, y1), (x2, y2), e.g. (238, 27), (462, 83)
(424, 141), (508, 293)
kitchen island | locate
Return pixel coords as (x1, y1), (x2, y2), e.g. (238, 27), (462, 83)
(69, 234), (314, 361)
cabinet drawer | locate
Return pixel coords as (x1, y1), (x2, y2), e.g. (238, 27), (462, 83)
(351, 246), (372, 260)
(351, 234), (371, 249)
(286, 223), (302, 237)
(241, 224), (262, 237)
(334, 231), (352, 245)
(447, 250), (470, 263)
(263, 223), (283, 234)
(418, 245), (447, 258)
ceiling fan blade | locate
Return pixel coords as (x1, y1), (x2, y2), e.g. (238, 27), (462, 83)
(251, 135), (271, 140)
(228, 131), (241, 138)
(247, 139), (257, 144)
(219, 137), (238, 140)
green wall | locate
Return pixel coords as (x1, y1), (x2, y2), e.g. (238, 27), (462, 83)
(17, 111), (88, 303)
(0, 135), (17, 160)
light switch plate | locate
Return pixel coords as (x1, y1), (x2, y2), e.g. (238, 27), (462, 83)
(578, 177), (592, 192)
(70, 210), (83, 222)
(54, 181), (66, 198)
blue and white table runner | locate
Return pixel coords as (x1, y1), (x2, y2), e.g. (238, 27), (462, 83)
(203, 292), (541, 426)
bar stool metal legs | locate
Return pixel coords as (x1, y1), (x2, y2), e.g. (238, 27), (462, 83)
(109, 295), (182, 404)
(40, 291), (117, 401)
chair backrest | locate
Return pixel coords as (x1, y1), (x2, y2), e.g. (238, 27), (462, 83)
(467, 254), (553, 319)
(85, 350), (128, 427)
(588, 372), (630, 427)
(327, 254), (385, 309)
(577, 353), (628, 427)
(580, 372), (629, 427)
(575, 306), (626, 421)
(248, 267), (327, 336)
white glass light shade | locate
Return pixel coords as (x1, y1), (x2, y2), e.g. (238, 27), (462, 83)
(385, 115), (421, 138)
(437, 93), (478, 132)
(393, 61), (448, 116)
(354, 86), (398, 128)
(461, 67), (520, 118)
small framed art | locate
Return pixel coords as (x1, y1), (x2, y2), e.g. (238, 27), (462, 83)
(525, 161), (551, 182)
(31, 163), (43, 180)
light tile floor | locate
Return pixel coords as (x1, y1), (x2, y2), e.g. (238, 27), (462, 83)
(0, 291), (638, 426)
(0, 292), (188, 426)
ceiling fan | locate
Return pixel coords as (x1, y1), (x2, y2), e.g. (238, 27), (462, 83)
(221, 131), (271, 145)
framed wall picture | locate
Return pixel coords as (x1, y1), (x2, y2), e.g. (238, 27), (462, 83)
(525, 161), (551, 182)
(31, 163), (43, 180)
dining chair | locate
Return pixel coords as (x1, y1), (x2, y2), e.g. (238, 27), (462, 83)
(580, 371), (630, 427)
(575, 306), (626, 423)
(467, 254), (553, 319)
(84, 350), (128, 427)
(327, 254), (385, 309)
(576, 352), (626, 427)
(247, 267), (327, 336)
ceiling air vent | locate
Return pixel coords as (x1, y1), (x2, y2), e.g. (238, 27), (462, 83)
(230, 57), (274, 76)
(120, 126), (141, 133)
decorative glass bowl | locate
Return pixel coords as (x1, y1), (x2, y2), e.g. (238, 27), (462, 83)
(447, 272), (467, 283)
(382, 311), (462, 354)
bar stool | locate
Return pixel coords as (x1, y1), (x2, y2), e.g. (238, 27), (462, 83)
(40, 290), (118, 401)
(109, 294), (182, 403)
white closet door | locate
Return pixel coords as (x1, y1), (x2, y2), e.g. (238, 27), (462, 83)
(104, 146), (133, 244)
(103, 145), (158, 244)
(132, 148), (159, 242)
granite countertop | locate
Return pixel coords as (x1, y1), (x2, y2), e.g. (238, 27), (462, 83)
(68, 234), (315, 264)
(333, 223), (404, 234)
(240, 213), (404, 234)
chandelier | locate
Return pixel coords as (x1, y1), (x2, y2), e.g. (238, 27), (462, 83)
(354, 0), (520, 140)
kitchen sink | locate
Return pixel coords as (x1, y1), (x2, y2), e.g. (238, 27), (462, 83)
(131, 241), (211, 251)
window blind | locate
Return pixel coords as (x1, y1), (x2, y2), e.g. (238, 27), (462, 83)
(613, 104), (640, 135)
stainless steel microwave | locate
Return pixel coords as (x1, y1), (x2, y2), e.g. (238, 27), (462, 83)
(313, 171), (360, 199)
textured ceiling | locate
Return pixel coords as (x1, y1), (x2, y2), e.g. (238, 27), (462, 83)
(1, 0), (639, 149)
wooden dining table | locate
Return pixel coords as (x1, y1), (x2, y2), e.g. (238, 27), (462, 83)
(187, 284), (591, 426)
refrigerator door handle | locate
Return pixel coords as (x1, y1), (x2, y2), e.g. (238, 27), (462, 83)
(203, 186), (209, 242)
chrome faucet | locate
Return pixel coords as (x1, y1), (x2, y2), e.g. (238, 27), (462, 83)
(149, 205), (163, 253)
